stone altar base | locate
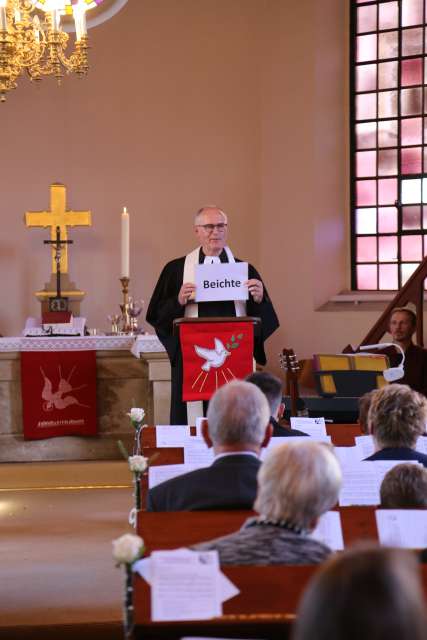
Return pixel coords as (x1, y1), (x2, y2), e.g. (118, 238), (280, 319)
(0, 347), (171, 462)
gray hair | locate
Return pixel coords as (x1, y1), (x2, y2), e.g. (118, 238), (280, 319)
(380, 463), (427, 508)
(207, 380), (270, 446)
(194, 205), (228, 225)
(254, 441), (342, 531)
(368, 384), (427, 449)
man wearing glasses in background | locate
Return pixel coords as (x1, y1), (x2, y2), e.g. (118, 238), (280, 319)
(147, 206), (279, 424)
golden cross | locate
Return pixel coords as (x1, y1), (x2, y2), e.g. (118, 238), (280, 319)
(25, 183), (92, 274)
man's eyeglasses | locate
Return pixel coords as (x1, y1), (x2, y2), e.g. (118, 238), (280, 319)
(196, 223), (228, 233)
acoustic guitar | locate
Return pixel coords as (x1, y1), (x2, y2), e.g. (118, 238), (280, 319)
(279, 348), (301, 418)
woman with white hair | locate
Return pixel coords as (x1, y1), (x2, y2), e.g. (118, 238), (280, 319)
(192, 440), (342, 565)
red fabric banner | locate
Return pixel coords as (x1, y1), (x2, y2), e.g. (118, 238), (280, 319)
(180, 321), (254, 401)
(21, 350), (97, 440)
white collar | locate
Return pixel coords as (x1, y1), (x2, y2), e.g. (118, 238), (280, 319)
(214, 451), (259, 461)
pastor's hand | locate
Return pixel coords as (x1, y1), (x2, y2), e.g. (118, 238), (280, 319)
(245, 278), (263, 304)
(178, 282), (196, 306)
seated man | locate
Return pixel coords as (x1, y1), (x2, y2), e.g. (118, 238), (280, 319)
(192, 440), (342, 565)
(246, 371), (308, 437)
(380, 463), (427, 508)
(364, 384), (427, 468)
(388, 306), (427, 397)
(146, 380), (272, 511)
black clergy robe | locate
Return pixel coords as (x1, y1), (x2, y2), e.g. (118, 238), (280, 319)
(146, 248), (279, 424)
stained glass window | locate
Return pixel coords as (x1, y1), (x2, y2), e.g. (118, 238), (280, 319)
(352, 0), (427, 289)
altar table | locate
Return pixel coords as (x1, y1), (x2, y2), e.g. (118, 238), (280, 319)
(0, 335), (172, 462)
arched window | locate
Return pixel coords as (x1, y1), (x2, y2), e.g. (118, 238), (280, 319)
(352, 0), (427, 290)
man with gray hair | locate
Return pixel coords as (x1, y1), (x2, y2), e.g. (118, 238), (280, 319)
(146, 380), (272, 511)
(146, 205), (279, 424)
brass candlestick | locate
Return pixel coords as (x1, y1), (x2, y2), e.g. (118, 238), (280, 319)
(119, 276), (131, 332)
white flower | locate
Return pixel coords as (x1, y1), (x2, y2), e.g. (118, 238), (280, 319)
(129, 455), (148, 473)
(128, 407), (145, 424)
(112, 533), (144, 565)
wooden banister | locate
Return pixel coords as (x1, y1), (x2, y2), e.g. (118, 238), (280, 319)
(358, 255), (427, 348)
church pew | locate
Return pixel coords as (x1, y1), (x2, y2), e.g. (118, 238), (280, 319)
(132, 561), (427, 640)
(138, 424), (363, 510)
(136, 507), (378, 550)
(140, 424), (363, 452)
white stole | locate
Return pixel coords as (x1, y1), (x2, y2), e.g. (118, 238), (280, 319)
(182, 245), (247, 425)
(183, 246), (246, 318)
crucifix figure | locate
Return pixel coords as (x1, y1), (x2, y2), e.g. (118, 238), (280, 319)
(43, 226), (73, 312)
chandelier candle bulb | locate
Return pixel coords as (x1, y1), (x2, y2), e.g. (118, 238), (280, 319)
(73, 6), (87, 41)
(0, 6), (6, 31)
(33, 16), (40, 43)
(121, 207), (130, 279)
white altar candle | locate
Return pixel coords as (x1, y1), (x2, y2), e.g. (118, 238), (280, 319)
(121, 206), (130, 278)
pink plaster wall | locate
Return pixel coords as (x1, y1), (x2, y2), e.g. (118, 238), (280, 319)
(0, 0), (378, 367)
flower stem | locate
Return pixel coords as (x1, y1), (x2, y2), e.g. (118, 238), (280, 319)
(123, 564), (134, 639)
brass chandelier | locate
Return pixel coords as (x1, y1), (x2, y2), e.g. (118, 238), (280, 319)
(0, 0), (89, 102)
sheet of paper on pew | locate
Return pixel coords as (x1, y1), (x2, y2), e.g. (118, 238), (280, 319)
(133, 549), (239, 621)
(310, 511), (344, 551)
(260, 435), (332, 460)
(375, 510), (427, 548)
(155, 425), (192, 447)
(355, 434), (427, 459)
(149, 464), (208, 488)
(290, 416), (327, 437)
(184, 440), (215, 465)
(339, 461), (422, 506)
(333, 446), (361, 466)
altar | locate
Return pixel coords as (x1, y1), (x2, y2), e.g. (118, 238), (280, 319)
(0, 334), (171, 462)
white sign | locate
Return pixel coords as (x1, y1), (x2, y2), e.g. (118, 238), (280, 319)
(195, 262), (249, 302)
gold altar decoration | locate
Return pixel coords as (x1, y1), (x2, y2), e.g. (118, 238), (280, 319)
(26, 182), (91, 274)
(0, 0), (91, 103)
(25, 182), (91, 313)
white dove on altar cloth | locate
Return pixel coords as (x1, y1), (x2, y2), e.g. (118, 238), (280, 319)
(40, 366), (89, 411)
(194, 338), (231, 371)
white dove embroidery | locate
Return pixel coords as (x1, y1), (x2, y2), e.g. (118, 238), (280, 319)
(194, 338), (231, 372)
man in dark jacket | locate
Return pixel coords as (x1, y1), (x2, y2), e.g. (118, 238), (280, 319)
(147, 379), (272, 511)
(246, 371), (308, 437)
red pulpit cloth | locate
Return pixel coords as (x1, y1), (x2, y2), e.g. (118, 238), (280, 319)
(21, 351), (97, 440)
(180, 321), (254, 402)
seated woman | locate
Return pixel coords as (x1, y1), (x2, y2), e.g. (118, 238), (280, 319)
(291, 547), (427, 640)
(365, 384), (427, 468)
(380, 463), (427, 565)
(192, 440), (341, 565)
